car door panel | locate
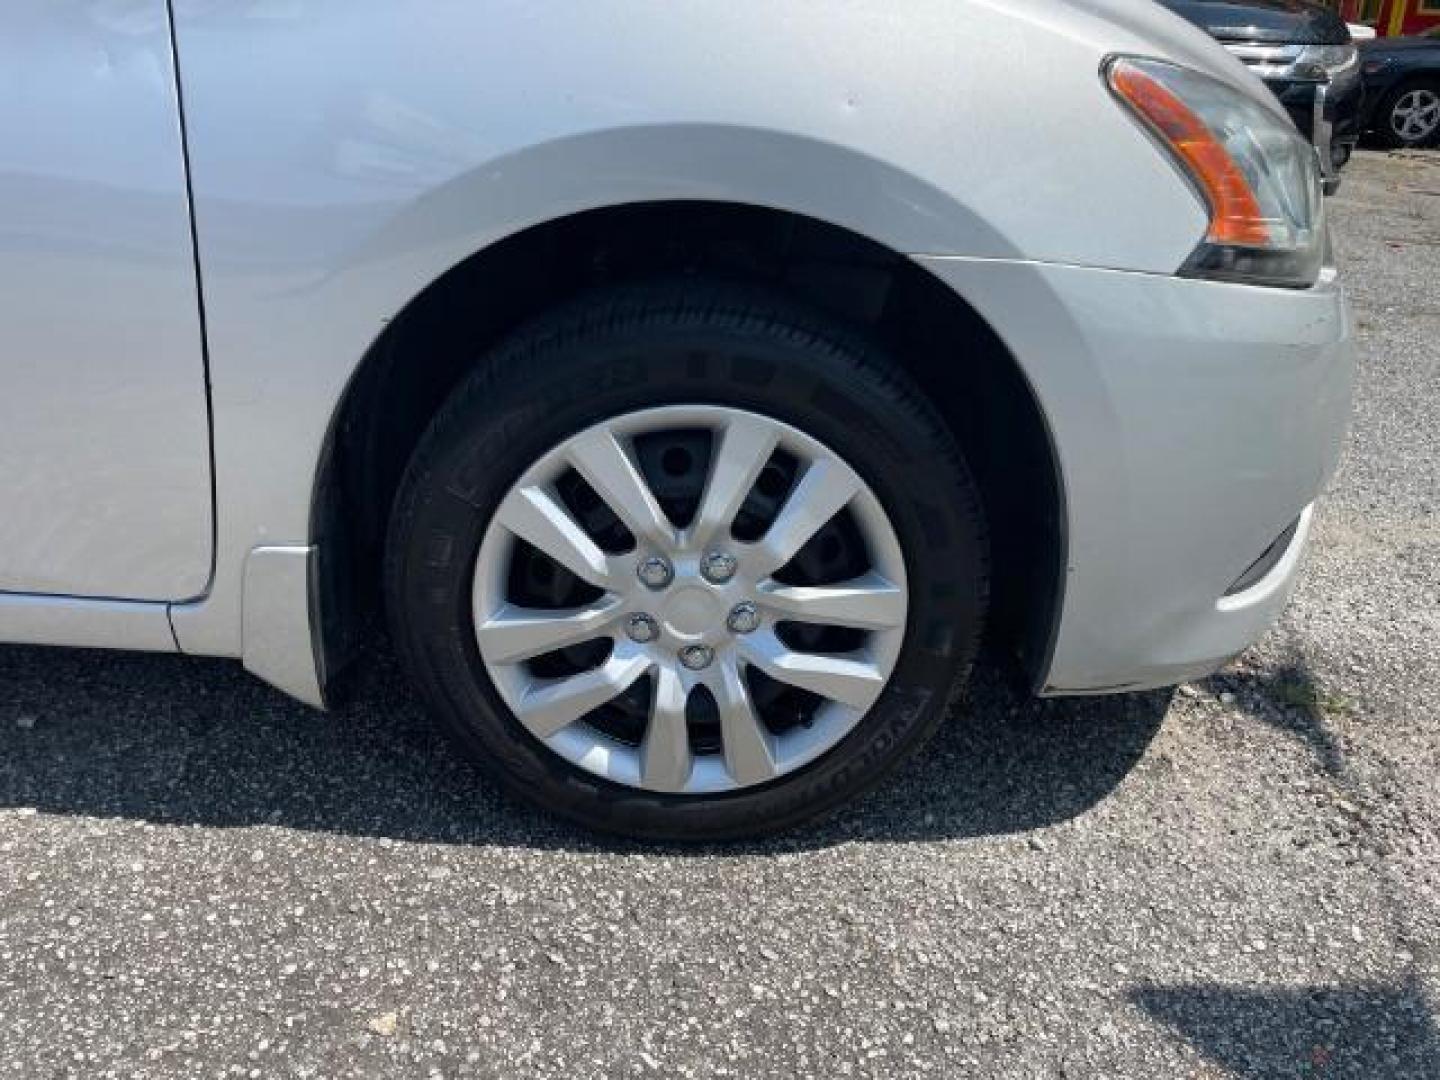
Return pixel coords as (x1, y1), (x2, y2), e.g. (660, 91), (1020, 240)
(0, 1), (211, 601)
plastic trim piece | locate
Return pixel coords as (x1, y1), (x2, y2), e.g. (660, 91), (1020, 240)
(1217, 505), (1314, 613)
(1223, 514), (1303, 597)
(240, 545), (326, 708)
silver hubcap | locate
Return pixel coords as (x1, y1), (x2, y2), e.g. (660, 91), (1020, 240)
(1393, 89), (1440, 142)
(471, 405), (908, 795)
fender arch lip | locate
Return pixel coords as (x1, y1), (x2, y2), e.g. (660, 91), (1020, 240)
(341, 124), (1025, 272)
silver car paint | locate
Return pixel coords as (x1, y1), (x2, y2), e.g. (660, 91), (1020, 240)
(164, 0), (1218, 666)
(915, 257), (1351, 691)
(0, 1), (1353, 707)
(0, 1), (211, 601)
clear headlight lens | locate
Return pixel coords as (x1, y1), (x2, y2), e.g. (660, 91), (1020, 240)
(1294, 43), (1360, 80)
(1224, 42), (1358, 81)
(1107, 57), (1325, 289)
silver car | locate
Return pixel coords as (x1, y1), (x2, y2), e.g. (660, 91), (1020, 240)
(0, 1), (1352, 839)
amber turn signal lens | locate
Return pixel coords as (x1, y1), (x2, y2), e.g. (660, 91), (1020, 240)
(1109, 59), (1271, 249)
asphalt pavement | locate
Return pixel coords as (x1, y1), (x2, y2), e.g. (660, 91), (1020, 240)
(1, 150), (1437, 1079)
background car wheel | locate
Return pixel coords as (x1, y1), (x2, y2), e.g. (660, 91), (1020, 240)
(385, 281), (989, 841)
(1378, 80), (1440, 148)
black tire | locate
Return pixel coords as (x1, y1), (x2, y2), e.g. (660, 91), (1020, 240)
(385, 280), (989, 841)
(1375, 78), (1440, 149)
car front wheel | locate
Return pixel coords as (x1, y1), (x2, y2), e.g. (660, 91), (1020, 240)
(385, 282), (989, 841)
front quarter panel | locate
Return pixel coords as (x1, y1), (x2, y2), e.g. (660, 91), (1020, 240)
(169, 0), (1212, 658)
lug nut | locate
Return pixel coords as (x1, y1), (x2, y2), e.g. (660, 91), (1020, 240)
(636, 555), (674, 589)
(700, 551), (738, 584)
(626, 613), (659, 644)
(679, 645), (715, 671)
(726, 601), (760, 635)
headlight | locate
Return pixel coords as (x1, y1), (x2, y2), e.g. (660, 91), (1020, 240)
(1224, 42), (1359, 81)
(1107, 57), (1325, 289)
(1295, 43), (1360, 80)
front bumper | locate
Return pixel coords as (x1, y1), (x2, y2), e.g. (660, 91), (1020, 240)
(911, 256), (1354, 694)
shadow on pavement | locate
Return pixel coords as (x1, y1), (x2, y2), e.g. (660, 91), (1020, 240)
(1132, 978), (1440, 1078)
(1205, 649), (1351, 780)
(0, 640), (1168, 852)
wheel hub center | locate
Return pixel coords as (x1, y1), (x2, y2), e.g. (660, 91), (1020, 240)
(661, 585), (723, 639)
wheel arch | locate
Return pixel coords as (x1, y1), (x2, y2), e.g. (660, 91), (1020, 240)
(312, 200), (1066, 698)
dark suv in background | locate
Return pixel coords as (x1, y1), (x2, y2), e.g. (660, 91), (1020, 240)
(1159, 0), (1363, 192)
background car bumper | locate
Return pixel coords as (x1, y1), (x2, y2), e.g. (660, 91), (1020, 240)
(911, 256), (1354, 694)
(1263, 71), (1364, 192)
(1269, 71), (1365, 151)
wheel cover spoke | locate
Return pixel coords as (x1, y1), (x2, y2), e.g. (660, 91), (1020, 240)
(738, 628), (886, 711)
(690, 413), (779, 546)
(755, 571), (906, 629)
(567, 426), (675, 549)
(476, 598), (623, 663)
(473, 405), (908, 795)
(753, 457), (863, 577)
(514, 652), (651, 739)
(494, 485), (611, 588)
(640, 666), (693, 791)
(716, 659), (777, 786)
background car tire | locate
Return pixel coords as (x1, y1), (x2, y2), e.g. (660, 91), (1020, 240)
(1376, 78), (1440, 148)
(385, 281), (989, 841)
